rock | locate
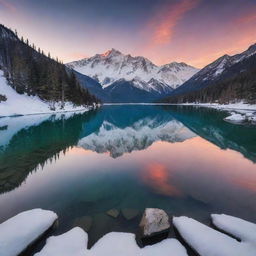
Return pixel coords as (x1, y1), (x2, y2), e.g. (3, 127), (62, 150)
(139, 208), (170, 237)
(73, 216), (92, 232)
(106, 209), (120, 218)
(121, 208), (139, 220)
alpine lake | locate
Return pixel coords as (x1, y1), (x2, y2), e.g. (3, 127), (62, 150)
(0, 104), (256, 254)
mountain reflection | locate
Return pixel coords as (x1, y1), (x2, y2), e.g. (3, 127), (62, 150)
(0, 105), (256, 194)
(162, 105), (256, 163)
(78, 116), (195, 158)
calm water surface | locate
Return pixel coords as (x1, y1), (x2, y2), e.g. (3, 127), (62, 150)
(0, 105), (256, 251)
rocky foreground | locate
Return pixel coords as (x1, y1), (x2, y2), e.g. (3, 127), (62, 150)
(0, 208), (256, 256)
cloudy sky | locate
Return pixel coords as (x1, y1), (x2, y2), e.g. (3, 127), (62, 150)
(1, 0), (256, 67)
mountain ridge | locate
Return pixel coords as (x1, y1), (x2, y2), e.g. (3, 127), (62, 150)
(169, 43), (256, 97)
(66, 48), (199, 91)
(162, 43), (256, 104)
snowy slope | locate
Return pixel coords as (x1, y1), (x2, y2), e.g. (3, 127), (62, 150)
(0, 71), (92, 117)
(188, 43), (256, 83)
(67, 49), (199, 92)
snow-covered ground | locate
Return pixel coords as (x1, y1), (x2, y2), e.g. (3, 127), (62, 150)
(0, 71), (94, 117)
(0, 209), (57, 256)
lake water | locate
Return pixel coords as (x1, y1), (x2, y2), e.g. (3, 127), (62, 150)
(0, 105), (256, 252)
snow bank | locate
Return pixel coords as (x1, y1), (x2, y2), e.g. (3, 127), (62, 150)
(212, 214), (256, 244)
(173, 216), (256, 256)
(34, 227), (87, 256)
(0, 71), (92, 117)
(178, 102), (256, 125)
(179, 102), (256, 111)
(0, 209), (57, 256)
(224, 113), (245, 123)
(36, 230), (188, 256)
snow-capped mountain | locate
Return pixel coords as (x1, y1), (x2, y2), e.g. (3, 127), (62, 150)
(171, 43), (256, 95)
(67, 49), (199, 94)
(189, 43), (256, 82)
(78, 118), (195, 158)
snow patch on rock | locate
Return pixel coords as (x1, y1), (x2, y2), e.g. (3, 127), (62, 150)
(173, 216), (256, 256)
(212, 214), (256, 245)
(34, 227), (87, 256)
(36, 230), (188, 256)
(0, 209), (57, 256)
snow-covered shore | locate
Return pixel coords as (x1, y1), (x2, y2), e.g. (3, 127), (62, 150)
(1, 209), (256, 256)
(179, 102), (256, 111)
(175, 102), (256, 124)
(0, 71), (97, 117)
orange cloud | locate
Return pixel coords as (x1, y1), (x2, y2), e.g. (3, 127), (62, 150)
(148, 0), (200, 46)
(0, 0), (16, 12)
(142, 163), (181, 196)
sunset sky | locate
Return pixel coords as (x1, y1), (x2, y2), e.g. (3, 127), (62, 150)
(1, 0), (256, 67)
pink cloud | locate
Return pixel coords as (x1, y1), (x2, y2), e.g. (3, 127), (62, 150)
(147, 0), (200, 46)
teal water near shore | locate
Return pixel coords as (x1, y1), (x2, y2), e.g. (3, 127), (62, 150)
(0, 105), (256, 249)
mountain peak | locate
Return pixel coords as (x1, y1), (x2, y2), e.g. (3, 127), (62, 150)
(101, 48), (122, 57)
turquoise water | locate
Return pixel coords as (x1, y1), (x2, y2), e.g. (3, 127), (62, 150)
(0, 105), (256, 250)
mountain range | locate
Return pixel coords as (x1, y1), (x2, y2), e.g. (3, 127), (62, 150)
(67, 49), (199, 102)
(1, 23), (255, 106)
(67, 43), (256, 104)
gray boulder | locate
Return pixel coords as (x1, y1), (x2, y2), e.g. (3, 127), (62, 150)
(139, 208), (170, 237)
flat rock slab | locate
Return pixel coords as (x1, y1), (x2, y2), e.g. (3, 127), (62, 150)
(139, 208), (170, 237)
(73, 216), (92, 232)
(107, 209), (120, 218)
(121, 209), (139, 220)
